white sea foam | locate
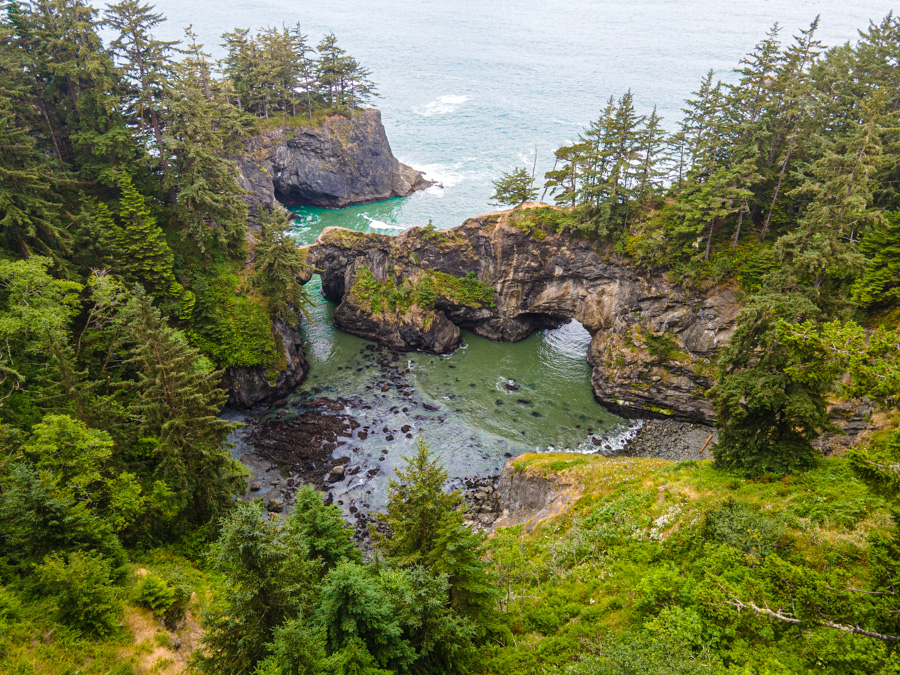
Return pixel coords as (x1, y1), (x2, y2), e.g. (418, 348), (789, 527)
(411, 163), (465, 189)
(361, 214), (407, 230)
(414, 94), (472, 116)
(562, 420), (644, 456)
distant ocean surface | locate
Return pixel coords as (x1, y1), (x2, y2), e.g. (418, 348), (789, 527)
(150, 0), (895, 230)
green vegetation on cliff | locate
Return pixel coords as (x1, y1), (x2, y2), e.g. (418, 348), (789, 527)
(481, 454), (900, 674)
(349, 264), (496, 315)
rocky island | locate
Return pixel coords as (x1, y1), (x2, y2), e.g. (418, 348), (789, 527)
(237, 109), (433, 214)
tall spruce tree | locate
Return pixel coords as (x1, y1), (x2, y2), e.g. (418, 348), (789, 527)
(104, 0), (177, 178)
(115, 173), (177, 294)
(125, 292), (245, 526)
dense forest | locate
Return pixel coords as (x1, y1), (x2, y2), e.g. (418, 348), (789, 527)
(1, 1), (900, 673)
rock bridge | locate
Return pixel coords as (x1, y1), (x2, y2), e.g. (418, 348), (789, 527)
(304, 207), (739, 425)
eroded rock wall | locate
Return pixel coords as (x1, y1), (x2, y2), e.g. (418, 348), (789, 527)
(237, 109), (432, 214)
(304, 208), (740, 425)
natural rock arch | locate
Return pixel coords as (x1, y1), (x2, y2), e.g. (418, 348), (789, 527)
(304, 207), (740, 425)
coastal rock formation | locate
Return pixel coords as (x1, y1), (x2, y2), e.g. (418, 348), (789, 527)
(236, 109), (432, 214)
(304, 206), (740, 424)
(223, 317), (310, 409)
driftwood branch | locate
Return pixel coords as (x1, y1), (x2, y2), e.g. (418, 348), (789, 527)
(728, 592), (900, 643)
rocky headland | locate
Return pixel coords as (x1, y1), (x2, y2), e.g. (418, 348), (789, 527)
(304, 205), (740, 425)
(237, 109), (432, 215)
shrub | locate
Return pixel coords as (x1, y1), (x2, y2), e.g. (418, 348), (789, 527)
(703, 499), (784, 563)
(37, 551), (120, 636)
(134, 573), (175, 615)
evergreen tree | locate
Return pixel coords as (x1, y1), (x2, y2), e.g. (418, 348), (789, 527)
(316, 33), (346, 109)
(252, 208), (311, 322)
(164, 33), (250, 255)
(375, 438), (497, 632)
(490, 167), (537, 206)
(0, 36), (69, 259)
(287, 485), (361, 573)
(289, 25), (318, 120)
(115, 173), (177, 294)
(759, 18), (823, 240)
(195, 501), (314, 674)
(104, 0), (177, 174)
(316, 562), (415, 672)
(776, 91), (885, 314)
(711, 290), (831, 477)
(852, 210), (900, 308)
(125, 291), (245, 526)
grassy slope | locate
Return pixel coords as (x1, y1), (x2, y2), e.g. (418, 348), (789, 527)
(479, 454), (892, 674)
(0, 553), (215, 675)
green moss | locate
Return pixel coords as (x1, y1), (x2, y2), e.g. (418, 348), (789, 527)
(349, 266), (418, 315)
(643, 331), (688, 362)
(427, 270), (495, 308)
(349, 265), (496, 314)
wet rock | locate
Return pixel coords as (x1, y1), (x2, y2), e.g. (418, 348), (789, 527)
(328, 465), (345, 483)
(267, 499), (284, 513)
(249, 481), (261, 492)
(224, 318), (310, 410)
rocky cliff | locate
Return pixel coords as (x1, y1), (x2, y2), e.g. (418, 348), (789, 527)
(223, 317), (310, 409)
(304, 205), (740, 424)
(237, 109), (432, 214)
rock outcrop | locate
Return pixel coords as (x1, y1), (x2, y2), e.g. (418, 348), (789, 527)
(304, 206), (740, 424)
(223, 317), (310, 409)
(237, 109), (432, 214)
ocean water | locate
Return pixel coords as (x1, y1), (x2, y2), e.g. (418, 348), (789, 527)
(151, 0), (894, 229)
(145, 0), (893, 494)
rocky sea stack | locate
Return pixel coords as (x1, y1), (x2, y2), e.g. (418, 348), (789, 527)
(237, 109), (432, 213)
(304, 205), (741, 425)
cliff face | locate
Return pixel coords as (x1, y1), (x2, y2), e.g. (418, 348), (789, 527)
(223, 317), (310, 409)
(305, 207), (740, 424)
(237, 109), (432, 213)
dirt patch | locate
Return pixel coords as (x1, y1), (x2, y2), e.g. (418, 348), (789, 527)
(120, 604), (204, 674)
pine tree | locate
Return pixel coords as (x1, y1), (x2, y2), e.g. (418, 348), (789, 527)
(0, 60), (68, 258)
(115, 173), (177, 294)
(287, 485), (361, 573)
(375, 438), (497, 632)
(852, 210), (900, 308)
(125, 291), (245, 526)
(195, 501), (313, 674)
(759, 18), (823, 240)
(19, 0), (137, 179)
(252, 208), (311, 322)
(104, 0), (177, 173)
(316, 33), (346, 109)
(490, 167), (537, 206)
(289, 25), (318, 120)
(776, 91), (885, 314)
(164, 33), (250, 255)
(711, 290), (831, 477)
